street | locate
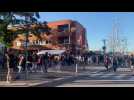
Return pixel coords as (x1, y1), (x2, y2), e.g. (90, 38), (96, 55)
(0, 66), (134, 87)
(54, 66), (134, 87)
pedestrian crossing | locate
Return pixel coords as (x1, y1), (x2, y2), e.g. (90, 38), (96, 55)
(57, 71), (134, 87)
(79, 70), (134, 80)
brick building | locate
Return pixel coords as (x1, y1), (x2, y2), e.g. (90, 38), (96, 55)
(9, 19), (88, 55)
(47, 19), (88, 55)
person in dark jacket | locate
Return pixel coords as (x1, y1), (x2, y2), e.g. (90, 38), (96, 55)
(130, 55), (134, 70)
(112, 56), (118, 72)
(32, 52), (38, 72)
(27, 54), (33, 72)
(42, 52), (49, 73)
(0, 54), (3, 70)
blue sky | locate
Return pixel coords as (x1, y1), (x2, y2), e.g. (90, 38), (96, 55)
(38, 12), (134, 52)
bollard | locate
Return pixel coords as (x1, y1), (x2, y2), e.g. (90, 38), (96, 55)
(76, 63), (78, 73)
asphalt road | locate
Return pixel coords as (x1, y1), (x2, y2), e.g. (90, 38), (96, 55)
(5, 65), (133, 87)
(55, 67), (134, 87)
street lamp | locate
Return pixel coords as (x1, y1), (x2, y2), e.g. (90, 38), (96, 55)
(23, 23), (30, 80)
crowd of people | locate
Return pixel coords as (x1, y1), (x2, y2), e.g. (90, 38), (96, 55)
(0, 50), (77, 83)
(103, 54), (134, 72)
(1, 49), (134, 83)
(74, 53), (134, 72)
(76, 54), (104, 65)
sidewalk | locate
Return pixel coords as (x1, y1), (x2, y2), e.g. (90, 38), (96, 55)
(0, 65), (82, 87)
(0, 70), (78, 87)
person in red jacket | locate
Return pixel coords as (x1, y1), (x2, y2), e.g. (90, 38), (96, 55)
(104, 55), (111, 71)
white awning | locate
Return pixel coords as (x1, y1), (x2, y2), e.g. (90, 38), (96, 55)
(37, 50), (65, 55)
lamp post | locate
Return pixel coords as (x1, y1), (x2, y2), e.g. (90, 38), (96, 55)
(24, 24), (30, 80)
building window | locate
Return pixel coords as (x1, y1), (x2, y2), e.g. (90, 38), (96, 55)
(58, 37), (69, 44)
(64, 37), (69, 44)
(16, 19), (21, 24)
(58, 24), (69, 32)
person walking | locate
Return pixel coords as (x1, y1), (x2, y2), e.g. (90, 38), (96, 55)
(31, 52), (38, 72)
(37, 55), (43, 72)
(55, 55), (61, 72)
(130, 55), (134, 71)
(42, 52), (49, 73)
(128, 56), (132, 68)
(17, 54), (24, 73)
(112, 56), (118, 72)
(5, 52), (10, 83)
(27, 54), (33, 72)
(104, 55), (111, 71)
(0, 54), (3, 70)
(6, 51), (14, 83)
(15, 54), (25, 80)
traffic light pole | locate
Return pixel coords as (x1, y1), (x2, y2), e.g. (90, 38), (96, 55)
(25, 31), (28, 80)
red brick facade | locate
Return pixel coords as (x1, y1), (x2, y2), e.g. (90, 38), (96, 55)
(47, 19), (88, 54)
(11, 19), (88, 54)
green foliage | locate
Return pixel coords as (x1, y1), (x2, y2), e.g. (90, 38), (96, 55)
(0, 36), (4, 44)
(0, 12), (39, 47)
(0, 12), (50, 48)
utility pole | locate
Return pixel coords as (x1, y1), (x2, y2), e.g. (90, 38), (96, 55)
(107, 20), (122, 55)
(107, 19), (128, 58)
(102, 39), (106, 55)
(68, 24), (71, 54)
(24, 26), (29, 80)
(24, 17), (31, 80)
